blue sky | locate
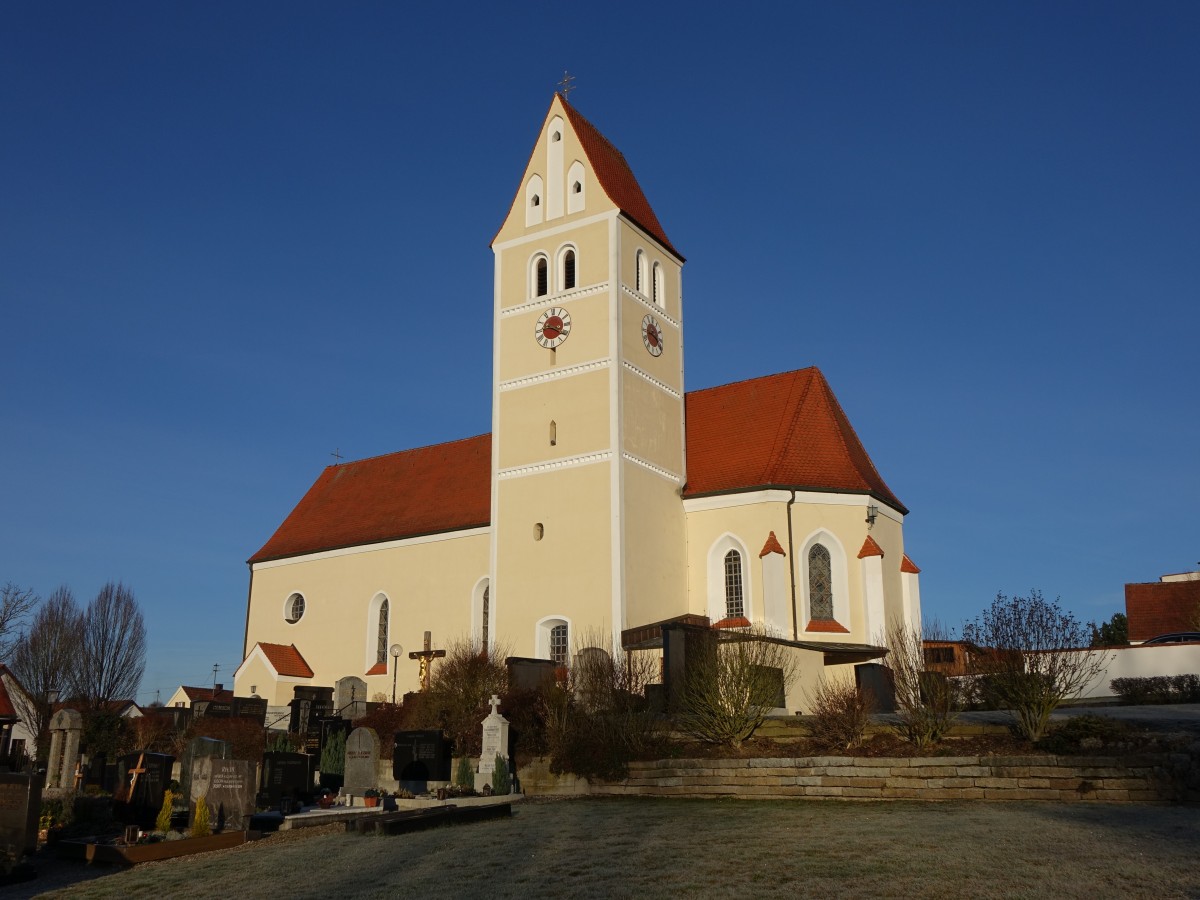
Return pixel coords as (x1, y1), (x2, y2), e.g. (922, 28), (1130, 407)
(2, 2), (1197, 703)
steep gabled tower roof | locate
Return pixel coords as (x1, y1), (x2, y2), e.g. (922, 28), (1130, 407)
(493, 94), (681, 260)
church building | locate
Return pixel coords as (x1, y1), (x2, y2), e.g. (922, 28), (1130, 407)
(234, 94), (922, 711)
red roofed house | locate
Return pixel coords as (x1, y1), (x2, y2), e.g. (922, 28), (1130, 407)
(235, 96), (923, 712)
(1125, 571), (1200, 642)
(0, 665), (38, 764)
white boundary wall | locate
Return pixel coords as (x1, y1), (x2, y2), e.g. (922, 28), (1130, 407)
(1074, 642), (1200, 699)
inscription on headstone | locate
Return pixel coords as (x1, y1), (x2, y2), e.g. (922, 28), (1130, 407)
(192, 758), (255, 831)
(343, 727), (381, 796)
(335, 676), (368, 720)
(179, 736), (229, 805)
(261, 752), (310, 805)
(392, 730), (451, 787)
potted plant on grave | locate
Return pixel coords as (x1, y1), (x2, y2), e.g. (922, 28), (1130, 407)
(316, 787), (335, 810)
(363, 788), (381, 808)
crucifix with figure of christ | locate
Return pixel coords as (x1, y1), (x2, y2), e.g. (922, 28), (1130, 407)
(409, 631), (445, 692)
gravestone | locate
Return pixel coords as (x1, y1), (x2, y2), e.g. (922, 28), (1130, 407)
(506, 657), (558, 692)
(0, 772), (42, 874)
(478, 695), (510, 776)
(114, 752), (174, 829)
(290, 686), (334, 754)
(192, 700), (232, 719)
(45, 708), (83, 791)
(855, 662), (897, 713)
(392, 730), (451, 792)
(343, 727), (380, 796)
(232, 696), (268, 722)
(260, 752), (311, 805)
(192, 758), (255, 831)
(335, 676), (368, 720)
(179, 736), (229, 805)
(661, 621), (716, 712)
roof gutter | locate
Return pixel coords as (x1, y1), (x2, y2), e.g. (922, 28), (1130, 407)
(787, 489), (798, 641)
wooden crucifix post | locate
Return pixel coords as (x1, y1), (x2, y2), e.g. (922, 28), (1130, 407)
(409, 630), (446, 692)
(126, 751), (148, 799)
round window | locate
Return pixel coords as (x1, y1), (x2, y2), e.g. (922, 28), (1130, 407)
(285, 593), (305, 624)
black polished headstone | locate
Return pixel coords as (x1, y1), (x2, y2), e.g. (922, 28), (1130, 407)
(261, 752), (311, 804)
(232, 697), (268, 721)
(114, 752), (174, 829)
(392, 730), (451, 790)
(505, 657), (558, 692)
(855, 662), (897, 712)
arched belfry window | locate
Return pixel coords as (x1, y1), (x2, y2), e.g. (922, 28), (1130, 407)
(376, 598), (389, 665)
(809, 544), (833, 620)
(724, 550), (744, 619)
(653, 262), (664, 307)
(635, 250), (646, 294)
(563, 249), (576, 290)
(535, 257), (548, 297)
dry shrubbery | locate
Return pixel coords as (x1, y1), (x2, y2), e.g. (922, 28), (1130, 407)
(678, 627), (798, 748)
(807, 676), (872, 750)
(412, 638), (509, 757)
(545, 632), (664, 780)
(883, 619), (957, 749)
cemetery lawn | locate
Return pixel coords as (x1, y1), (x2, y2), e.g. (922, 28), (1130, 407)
(33, 798), (1200, 899)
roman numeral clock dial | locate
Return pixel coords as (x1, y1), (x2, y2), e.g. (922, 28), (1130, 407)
(642, 314), (664, 357)
(535, 307), (572, 349)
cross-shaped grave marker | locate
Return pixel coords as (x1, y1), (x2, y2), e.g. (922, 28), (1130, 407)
(126, 752), (148, 798)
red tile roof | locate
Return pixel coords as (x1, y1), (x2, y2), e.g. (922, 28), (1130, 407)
(0, 670), (17, 720)
(558, 97), (682, 260)
(178, 685), (234, 703)
(249, 369), (906, 563)
(257, 642), (315, 678)
(901, 554), (921, 574)
(806, 619), (850, 634)
(250, 435), (491, 563)
(713, 616), (752, 629)
(682, 368), (907, 513)
(1125, 580), (1200, 642)
(858, 536), (885, 559)
(365, 662), (388, 676)
(759, 531), (787, 558)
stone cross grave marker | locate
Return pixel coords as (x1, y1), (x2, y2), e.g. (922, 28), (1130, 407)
(343, 727), (381, 796)
(478, 694), (510, 777)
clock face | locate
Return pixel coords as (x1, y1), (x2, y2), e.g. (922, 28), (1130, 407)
(642, 314), (664, 357)
(535, 307), (572, 349)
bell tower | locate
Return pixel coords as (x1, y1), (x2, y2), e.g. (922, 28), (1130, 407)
(488, 95), (688, 658)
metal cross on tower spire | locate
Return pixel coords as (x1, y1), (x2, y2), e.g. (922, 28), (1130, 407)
(557, 70), (576, 99)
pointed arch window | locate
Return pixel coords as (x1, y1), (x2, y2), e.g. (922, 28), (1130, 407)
(809, 544), (834, 620)
(724, 550), (744, 619)
(376, 598), (389, 665)
(481, 586), (490, 649)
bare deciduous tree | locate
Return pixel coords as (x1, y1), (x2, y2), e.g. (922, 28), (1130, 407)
(882, 618), (958, 748)
(8, 586), (81, 755)
(962, 590), (1109, 742)
(73, 581), (147, 710)
(0, 582), (39, 660)
(679, 626), (799, 748)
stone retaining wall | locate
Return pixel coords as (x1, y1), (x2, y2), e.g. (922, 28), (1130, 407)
(517, 751), (1200, 802)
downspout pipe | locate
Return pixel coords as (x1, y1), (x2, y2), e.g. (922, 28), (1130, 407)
(787, 489), (798, 640)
